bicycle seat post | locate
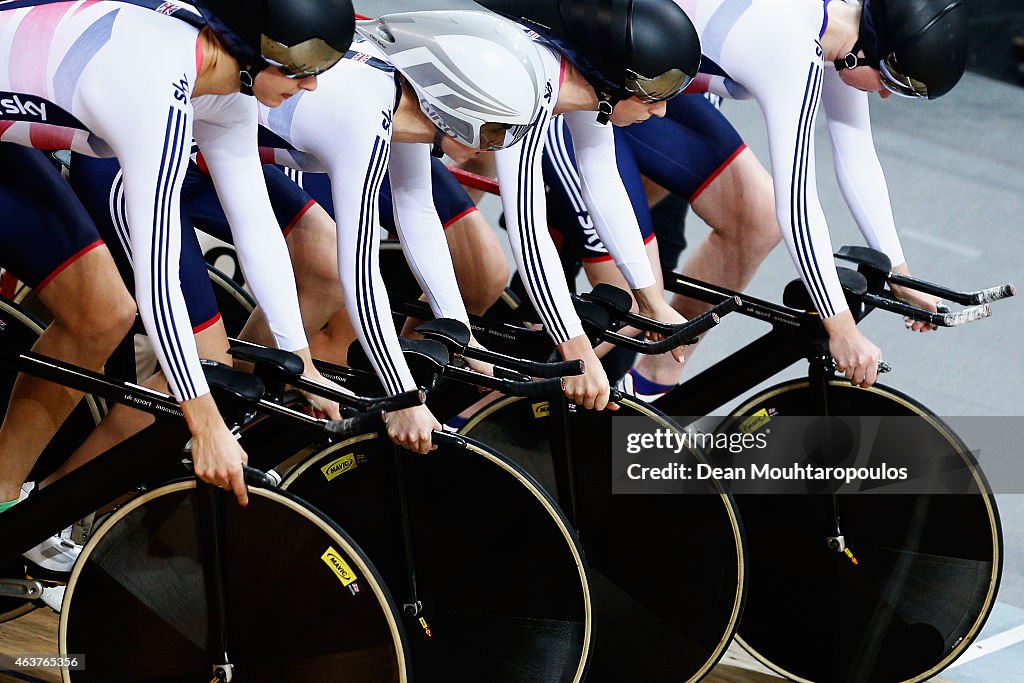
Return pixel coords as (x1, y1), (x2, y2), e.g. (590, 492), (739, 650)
(805, 335), (847, 550)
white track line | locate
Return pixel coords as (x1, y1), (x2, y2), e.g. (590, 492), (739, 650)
(945, 623), (1024, 670)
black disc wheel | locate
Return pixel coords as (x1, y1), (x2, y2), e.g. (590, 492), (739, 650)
(281, 431), (592, 683)
(722, 380), (1001, 683)
(60, 481), (409, 682)
(461, 396), (745, 683)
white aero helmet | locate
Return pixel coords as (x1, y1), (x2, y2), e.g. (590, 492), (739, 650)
(356, 11), (547, 151)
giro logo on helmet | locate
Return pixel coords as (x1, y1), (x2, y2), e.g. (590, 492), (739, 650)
(357, 11), (548, 150)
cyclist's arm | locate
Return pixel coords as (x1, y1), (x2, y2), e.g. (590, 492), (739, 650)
(493, 53), (614, 410)
(493, 109), (585, 341)
(746, 48), (881, 383)
(750, 55), (849, 320)
(821, 69), (906, 267)
(281, 65), (420, 396)
(86, 53), (249, 500)
(561, 111), (656, 290)
(387, 142), (472, 325)
(315, 94), (443, 449)
(193, 93), (309, 354)
(96, 77), (209, 401)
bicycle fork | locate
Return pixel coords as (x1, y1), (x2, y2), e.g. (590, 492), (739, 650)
(391, 448), (430, 637)
(810, 347), (859, 567)
(196, 485), (234, 683)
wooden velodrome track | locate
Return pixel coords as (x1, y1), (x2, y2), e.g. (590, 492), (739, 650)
(0, 607), (959, 682)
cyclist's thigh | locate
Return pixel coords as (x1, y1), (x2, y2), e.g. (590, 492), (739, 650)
(623, 93), (744, 203)
(69, 153), (220, 331)
(0, 145), (105, 293)
(294, 169), (334, 217)
(377, 157), (477, 234)
(262, 165), (317, 237)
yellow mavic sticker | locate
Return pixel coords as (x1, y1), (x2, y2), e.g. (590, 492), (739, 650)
(321, 453), (357, 481)
(321, 547), (358, 586)
(532, 401), (550, 419)
(739, 408), (770, 434)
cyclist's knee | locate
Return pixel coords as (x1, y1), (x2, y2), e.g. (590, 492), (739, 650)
(108, 291), (138, 334)
(748, 210), (782, 256)
(60, 288), (136, 346)
(289, 205), (343, 295)
(482, 248), (510, 298)
(460, 248), (508, 314)
(741, 160), (782, 251)
(448, 213), (509, 310)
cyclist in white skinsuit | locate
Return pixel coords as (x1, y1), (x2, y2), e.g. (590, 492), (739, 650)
(0, 0), (353, 511)
(670, 0), (968, 387)
(256, 12), (551, 452)
(406, 0), (705, 411)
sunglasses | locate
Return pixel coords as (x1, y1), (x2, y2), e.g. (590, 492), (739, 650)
(625, 68), (693, 104)
(878, 55), (928, 98)
(479, 121), (533, 151)
(834, 51), (928, 99)
(261, 36), (346, 80)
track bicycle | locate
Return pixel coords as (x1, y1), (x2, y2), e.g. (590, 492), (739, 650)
(393, 237), (1011, 682)
(159, 161), (1013, 682)
(622, 246), (1012, 683)
(0, 298), (411, 682)
(378, 303), (748, 683)
(225, 336), (595, 683)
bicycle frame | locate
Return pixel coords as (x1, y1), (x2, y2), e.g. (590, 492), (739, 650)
(654, 269), (833, 418)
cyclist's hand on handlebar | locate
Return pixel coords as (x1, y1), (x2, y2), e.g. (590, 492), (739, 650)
(463, 335), (496, 377)
(637, 297), (688, 363)
(824, 313), (882, 388)
(385, 404), (441, 454)
(889, 264), (941, 332)
(557, 337), (619, 411)
(183, 396), (249, 506)
(300, 368), (344, 420)
(293, 348), (343, 419)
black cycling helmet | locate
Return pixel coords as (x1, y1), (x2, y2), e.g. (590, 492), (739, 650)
(857, 0), (968, 99)
(475, 0), (701, 104)
(194, 0), (355, 93)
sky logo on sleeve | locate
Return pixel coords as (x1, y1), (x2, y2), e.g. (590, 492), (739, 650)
(172, 74), (190, 103)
